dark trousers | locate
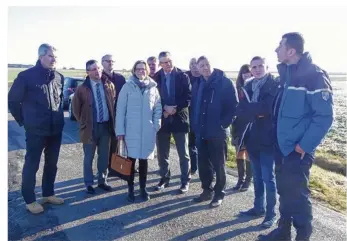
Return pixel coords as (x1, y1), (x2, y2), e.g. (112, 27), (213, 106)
(156, 132), (191, 185)
(83, 123), (110, 187)
(127, 158), (148, 188)
(197, 138), (227, 199)
(22, 132), (62, 204)
(275, 149), (313, 239)
(189, 132), (198, 173)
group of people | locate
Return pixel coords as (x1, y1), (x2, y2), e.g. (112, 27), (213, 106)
(8, 32), (334, 241)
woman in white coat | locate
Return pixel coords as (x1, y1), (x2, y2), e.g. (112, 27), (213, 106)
(116, 60), (162, 202)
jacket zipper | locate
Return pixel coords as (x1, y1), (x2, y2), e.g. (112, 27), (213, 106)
(210, 90), (215, 103)
(273, 91), (281, 115)
(47, 73), (53, 134)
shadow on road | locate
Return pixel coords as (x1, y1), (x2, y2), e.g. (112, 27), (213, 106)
(8, 175), (211, 240)
(19, 181), (252, 241)
(8, 117), (81, 152)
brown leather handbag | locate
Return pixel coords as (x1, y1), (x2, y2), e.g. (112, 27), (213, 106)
(110, 140), (132, 179)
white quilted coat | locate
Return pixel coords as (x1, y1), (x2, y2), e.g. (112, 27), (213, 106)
(116, 76), (162, 160)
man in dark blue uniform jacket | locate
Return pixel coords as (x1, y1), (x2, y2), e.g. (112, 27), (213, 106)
(258, 32), (334, 241)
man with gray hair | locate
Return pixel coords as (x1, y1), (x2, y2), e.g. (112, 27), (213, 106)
(193, 56), (238, 208)
(8, 43), (65, 214)
(153, 51), (192, 194)
(101, 54), (126, 170)
(101, 54), (126, 103)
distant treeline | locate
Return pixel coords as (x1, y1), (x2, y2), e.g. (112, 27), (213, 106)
(8, 64), (346, 77)
(8, 64), (34, 68)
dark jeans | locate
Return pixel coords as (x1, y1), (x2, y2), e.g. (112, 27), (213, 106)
(197, 138), (227, 199)
(248, 150), (277, 219)
(83, 123), (110, 187)
(22, 132), (62, 204)
(156, 132), (191, 185)
(275, 149), (313, 239)
(189, 132), (198, 173)
(127, 157), (148, 188)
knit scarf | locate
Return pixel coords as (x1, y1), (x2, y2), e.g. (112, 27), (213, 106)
(251, 74), (268, 103)
(130, 75), (150, 93)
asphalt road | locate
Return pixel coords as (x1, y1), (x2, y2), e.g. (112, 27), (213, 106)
(8, 112), (347, 241)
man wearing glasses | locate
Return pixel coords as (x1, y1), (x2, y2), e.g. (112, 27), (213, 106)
(101, 54), (126, 169)
(153, 51), (192, 194)
(101, 54), (126, 103)
(72, 60), (116, 194)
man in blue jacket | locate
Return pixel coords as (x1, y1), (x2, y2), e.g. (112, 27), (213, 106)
(257, 32), (334, 241)
(192, 56), (238, 208)
(8, 44), (65, 214)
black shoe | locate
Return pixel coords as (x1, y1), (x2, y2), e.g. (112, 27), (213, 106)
(98, 183), (112, 192)
(232, 180), (244, 191)
(127, 186), (135, 203)
(257, 218), (292, 241)
(154, 178), (170, 191)
(209, 197), (223, 208)
(140, 188), (150, 201)
(86, 186), (95, 194)
(239, 208), (265, 218)
(193, 190), (214, 202)
(178, 183), (189, 194)
(240, 180), (251, 192)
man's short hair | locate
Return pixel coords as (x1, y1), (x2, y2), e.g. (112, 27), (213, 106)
(147, 56), (157, 62)
(86, 60), (98, 71)
(250, 56), (267, 65)
(158, 51), (171, 59)
(197, 56), (208, 64)
(38, 43), (56, 57)
(101, 54), (113, 62)
(282, 32), (305, 55)
(250, 56), (265, 62)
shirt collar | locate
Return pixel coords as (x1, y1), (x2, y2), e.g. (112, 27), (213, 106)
(90, 79), (102, 87)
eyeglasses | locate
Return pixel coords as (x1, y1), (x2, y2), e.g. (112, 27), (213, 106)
(103, 60), (114, 63)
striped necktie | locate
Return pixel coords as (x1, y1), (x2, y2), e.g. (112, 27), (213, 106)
(96, 83), (104, 122)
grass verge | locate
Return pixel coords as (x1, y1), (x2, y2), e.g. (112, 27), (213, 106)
(224, 141), (346, 213)
(172, 136), (346, 213)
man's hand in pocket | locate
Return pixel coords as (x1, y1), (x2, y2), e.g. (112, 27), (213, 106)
(295, 144), (305, 160)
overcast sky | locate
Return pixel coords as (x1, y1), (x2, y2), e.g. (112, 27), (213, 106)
(7, 6), (347, 72)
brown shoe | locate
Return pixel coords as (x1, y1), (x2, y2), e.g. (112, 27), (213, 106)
(26, 202), (44, 214)
(41, 195), (64, 205)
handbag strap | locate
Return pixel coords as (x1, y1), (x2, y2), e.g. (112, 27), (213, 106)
(116, 139), (128, 155)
